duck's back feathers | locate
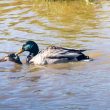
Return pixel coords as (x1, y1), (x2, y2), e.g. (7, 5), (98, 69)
(46, 46), (86, 53)
(30, 46), (89, 65)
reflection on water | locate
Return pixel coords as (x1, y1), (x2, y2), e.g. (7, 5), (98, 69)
(1, 0), (110, 110)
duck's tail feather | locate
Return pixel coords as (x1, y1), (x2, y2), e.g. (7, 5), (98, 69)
(81, 55), (93, 62)
(83, 58), (93, 62)
(76, 54), (93, 61)
(76, 49), (87, 53)
(75, 49), (93, 53)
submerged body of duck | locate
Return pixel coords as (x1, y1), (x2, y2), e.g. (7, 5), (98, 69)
(16, 41), (91, 65)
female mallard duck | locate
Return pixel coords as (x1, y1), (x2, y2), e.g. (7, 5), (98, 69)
(16, 41), (91, 65)
(0, 53), (22, 64)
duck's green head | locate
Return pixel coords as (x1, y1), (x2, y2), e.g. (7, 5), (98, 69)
(16, 41), (39, 56)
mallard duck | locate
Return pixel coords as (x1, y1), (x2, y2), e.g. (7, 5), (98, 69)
(0, 53), (22, 64)
(16, 41), (91, 65)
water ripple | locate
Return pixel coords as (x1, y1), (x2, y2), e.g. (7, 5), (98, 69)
(1, 0), (110, 110)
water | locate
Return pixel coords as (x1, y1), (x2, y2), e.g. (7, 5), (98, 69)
(0, 0), (110, 110)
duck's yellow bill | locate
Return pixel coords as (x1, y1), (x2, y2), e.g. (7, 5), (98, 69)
(16, 48), (24, 55)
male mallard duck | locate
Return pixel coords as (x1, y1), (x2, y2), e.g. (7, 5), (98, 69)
(0, 53), (22, 64)
(16, 41), (90, 65)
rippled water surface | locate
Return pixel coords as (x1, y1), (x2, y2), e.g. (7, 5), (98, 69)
(0, 0), (110, 110)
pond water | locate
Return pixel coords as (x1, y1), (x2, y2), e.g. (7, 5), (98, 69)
(0, 0), (110, 110)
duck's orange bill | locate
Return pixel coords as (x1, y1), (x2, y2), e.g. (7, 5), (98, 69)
(16, 48), (24, 55)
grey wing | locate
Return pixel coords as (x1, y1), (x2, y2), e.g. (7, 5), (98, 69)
(42, 46), (83, 59)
